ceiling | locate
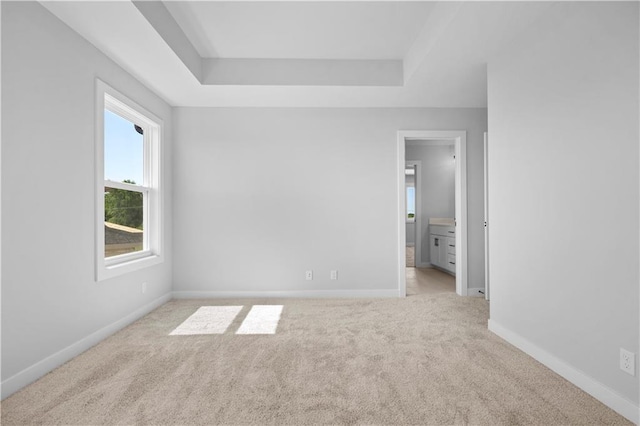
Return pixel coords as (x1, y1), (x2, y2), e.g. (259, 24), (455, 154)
(40, 1), (553, 108)
(163, 2), (435, 60)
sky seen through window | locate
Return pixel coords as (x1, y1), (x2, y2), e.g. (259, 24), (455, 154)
(104, 109), (143, 184)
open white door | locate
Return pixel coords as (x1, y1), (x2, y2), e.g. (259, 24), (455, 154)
(484, 132), (490, 301)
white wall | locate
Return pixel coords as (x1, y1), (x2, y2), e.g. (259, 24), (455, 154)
(406, 144), (456, 265)
(1, 2), (173, 396)
(487, 2), (639, 420)
(173, 107), (486, 295)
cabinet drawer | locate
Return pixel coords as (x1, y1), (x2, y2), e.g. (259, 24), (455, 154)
(430, 225), (455, 237)
(446, 237), (456, 254)
(446, 254), (456, 272)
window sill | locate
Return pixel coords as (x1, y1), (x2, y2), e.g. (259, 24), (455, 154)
(97, 252), (163, 281)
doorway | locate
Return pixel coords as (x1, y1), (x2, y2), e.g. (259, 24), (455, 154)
(397, 131), (468, 297)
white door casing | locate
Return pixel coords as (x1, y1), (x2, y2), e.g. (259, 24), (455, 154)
(484, 131), (490, 301)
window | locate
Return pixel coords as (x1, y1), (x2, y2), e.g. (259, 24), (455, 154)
(406, 186), (416, 222)
(104, 110), (145, 258)
(405, 167), (415, 222)
(96, 80), (163, 280)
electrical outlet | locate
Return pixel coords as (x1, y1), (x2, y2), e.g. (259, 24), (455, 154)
(620, 348), (635, 376)
(142, 282), (147, 294)
(305, 270), (313, 280)
(330, 270), (338, 280)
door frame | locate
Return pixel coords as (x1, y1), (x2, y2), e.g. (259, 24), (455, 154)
(484, 132), (490, 300)
(397, 130), (468, 297)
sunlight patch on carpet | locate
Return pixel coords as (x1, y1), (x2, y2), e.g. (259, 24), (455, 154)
(236, 305), (283, 335)
(169, 306), (243, 335)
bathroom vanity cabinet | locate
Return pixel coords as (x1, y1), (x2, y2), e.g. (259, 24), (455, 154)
(429, 225), (456, 275)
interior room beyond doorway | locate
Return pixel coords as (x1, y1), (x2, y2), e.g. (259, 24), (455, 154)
(405, 141), (456, 295)
(397, 130), (468, 297)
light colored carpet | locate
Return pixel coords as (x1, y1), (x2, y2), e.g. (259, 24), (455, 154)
(406, 246), (415, 267)
(1, 291), (629, 425)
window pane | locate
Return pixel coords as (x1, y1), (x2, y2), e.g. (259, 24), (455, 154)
(104, 187), (144, 258)
(407, 187), (416, 219)
(104, 110), (144, 185)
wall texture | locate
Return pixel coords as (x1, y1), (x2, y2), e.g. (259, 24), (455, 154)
(487, 1), (639, 417)
(406, 144), (456, 266)
(1, 2), (173, 395)
(173, 107), (487, 295)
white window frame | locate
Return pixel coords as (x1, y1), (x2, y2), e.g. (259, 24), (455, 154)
(95, 80), (163, 281)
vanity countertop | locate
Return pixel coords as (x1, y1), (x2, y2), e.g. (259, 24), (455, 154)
(429, 217), (454, 226)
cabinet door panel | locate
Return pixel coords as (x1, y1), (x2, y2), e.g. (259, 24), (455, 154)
(439, 244), (448, 268)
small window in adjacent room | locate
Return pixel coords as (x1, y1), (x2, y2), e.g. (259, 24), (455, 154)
(406, 186), (416, 222)
(96, 80), (163, 281)
(405, 167), (416, 222)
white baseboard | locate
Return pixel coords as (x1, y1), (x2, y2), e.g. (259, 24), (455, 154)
(173, 289), (399, 299)
(488, 319), (639, 424)
(467, 287), (485, 297)
(415, 261), (432, 268)
(1, 292), (172, 400)
(406, 242), (415, 247)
